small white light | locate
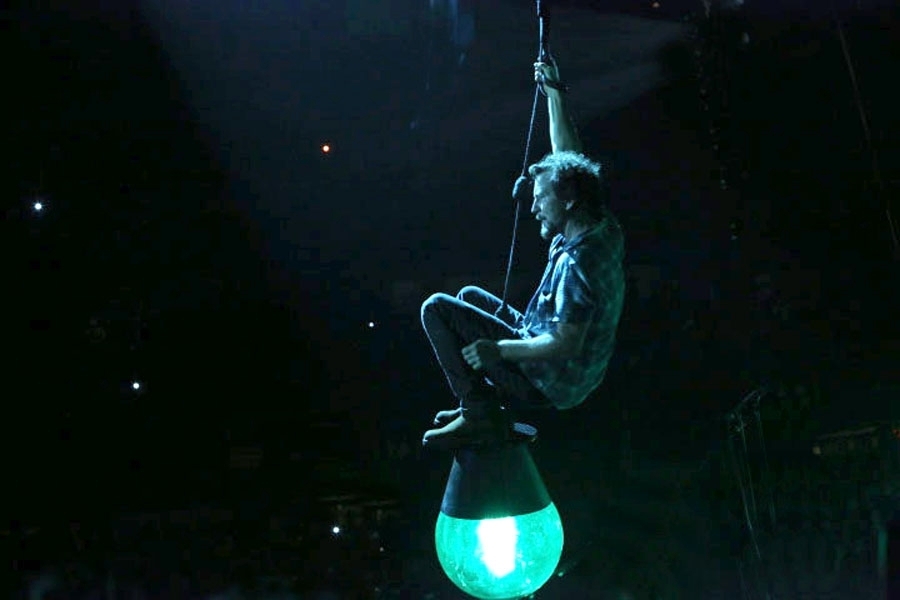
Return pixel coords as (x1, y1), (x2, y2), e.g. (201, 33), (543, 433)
(332, 526), (340, 535)
(132, 381), (141, 391)
(33, 202), (43, 212)
(368, 321), (375, 328)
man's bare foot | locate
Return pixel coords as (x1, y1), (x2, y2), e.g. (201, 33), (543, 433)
(433, 407), (462, 426)
(422, 414), (509, 450)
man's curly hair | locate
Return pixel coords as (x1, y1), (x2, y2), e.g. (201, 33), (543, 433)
(527, 151), (609, 218)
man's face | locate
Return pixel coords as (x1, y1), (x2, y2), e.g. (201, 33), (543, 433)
(531, 173), (568, 240)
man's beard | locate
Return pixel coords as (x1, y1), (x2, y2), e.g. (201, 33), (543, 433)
(540, 222), (554, 240)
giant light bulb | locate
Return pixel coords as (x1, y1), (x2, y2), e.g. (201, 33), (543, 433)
(434, 427), (564, 599)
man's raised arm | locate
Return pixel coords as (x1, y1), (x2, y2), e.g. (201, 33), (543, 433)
(535, 60), (583, 154)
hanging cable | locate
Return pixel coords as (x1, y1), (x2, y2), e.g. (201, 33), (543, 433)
(728, 415), (762, 563)
(833, 10), (898, 257)
(727, 388), (775, 600)
(752, 392), (777, 530)
(727, 424), (768, 600)
(737, 411), (760, 527)
(737, 558), (751, 600)
(496, 0), (552, 319)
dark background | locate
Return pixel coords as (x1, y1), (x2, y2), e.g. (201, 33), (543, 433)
(4, 0), (900, 597)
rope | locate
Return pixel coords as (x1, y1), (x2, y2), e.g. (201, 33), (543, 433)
(496, 86), (541, 319)
(495, 0), (550, 319)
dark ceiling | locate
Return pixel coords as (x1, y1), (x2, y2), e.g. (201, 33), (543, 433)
(4, 0), (899, 505)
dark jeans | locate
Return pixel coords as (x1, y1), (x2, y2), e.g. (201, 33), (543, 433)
(420, 285), (551, 418)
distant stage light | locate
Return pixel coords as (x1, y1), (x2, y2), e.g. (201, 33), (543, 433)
(322, 144), (331, 154)
(332, 525), (341, 535)
(368, 321), (375, 329)
(132, 381), (141, 391)
(33, 201), (44, 212)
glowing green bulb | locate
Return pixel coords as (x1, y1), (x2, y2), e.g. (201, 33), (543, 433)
(435, 502), (564, 600)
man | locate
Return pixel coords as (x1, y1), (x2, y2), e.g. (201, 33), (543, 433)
(420, 59), (626, 448)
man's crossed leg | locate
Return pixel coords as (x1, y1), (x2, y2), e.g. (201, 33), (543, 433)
(420, 286), (550, 448)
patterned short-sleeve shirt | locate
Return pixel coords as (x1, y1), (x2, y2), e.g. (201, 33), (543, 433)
(516, 209), (626, 409)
